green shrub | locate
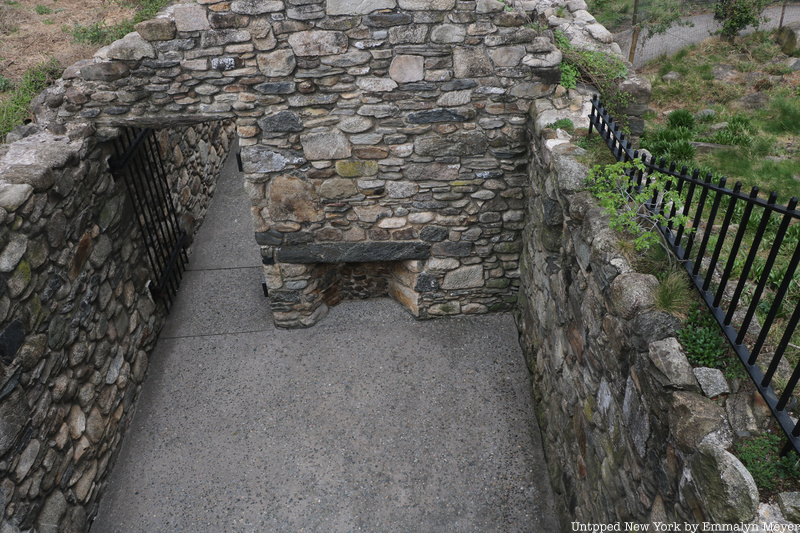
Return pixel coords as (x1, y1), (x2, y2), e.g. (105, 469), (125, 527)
(677, 304), (728, 368)
(546, 118), (575, 133)
(667, 109), (696, 130)
(734, 432), (800, 494)
(559, 62), (579, 89)
(0, 59), (62, 143)
(34, 4), (51, 14)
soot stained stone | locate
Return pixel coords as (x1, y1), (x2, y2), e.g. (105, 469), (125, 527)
(419, 226), (449, 242)
(0, 319), (25, 365)
(275, 242), (430, 264)
(407, 109), (471, 123)
(258, 111), (303, 132)
(254, 82), (296, 95)
(364, 13), (413, 27)
(255, 230), (284, 246)
(414, 273), (439, 292)
(441, 79), (478, 91)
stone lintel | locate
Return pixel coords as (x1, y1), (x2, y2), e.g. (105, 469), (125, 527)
(275, 242), (430, 264)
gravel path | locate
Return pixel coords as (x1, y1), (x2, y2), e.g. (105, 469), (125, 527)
(613, 4), (800, 67)
(90, 145), (559, 533)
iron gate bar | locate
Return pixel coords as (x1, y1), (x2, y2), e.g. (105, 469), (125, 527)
(588, 95), (800, 456)
(109, 127), (187, 311)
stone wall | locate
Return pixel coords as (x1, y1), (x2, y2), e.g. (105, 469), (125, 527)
(0, 119), (234, 533)
(517, 89), (797, 528)
(30, 0), (579, 328)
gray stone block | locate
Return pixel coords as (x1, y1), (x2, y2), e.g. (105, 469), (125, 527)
(275, 242), (430, 264)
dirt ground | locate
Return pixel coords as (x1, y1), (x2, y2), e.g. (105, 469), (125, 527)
(0, 0), (135, 84)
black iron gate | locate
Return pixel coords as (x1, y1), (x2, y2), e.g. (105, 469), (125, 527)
(109, 128), (187, 311)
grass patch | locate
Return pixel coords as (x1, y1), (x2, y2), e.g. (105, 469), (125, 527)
(34, 4), (51, 14)
(654, 269), (693, 318)
(0, 58), (61, 143)
(66, 0), (171, 45)
(545, 118), (575, 133)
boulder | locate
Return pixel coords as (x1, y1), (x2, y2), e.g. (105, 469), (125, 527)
(690, 443), (759, 523)
(777, 22), (800, 56)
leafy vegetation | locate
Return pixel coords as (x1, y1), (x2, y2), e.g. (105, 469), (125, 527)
(714, 0), (770, 40)
(733, 431), (800, 497)
(0, 59), (61, 142)
(545, 118), (575, 133)
(677, 303), (731, 369)
(555, 29), (631, 121)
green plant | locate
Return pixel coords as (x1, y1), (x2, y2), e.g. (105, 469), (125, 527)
(0, 75), (13, 92)
(678, 304), (728, 368)
(666, 109), (696, 130)
(559, 62), (579, 90)
(734, 432), (800, 496)
(0, 58), (62, 143)
(546, 118), (575, 133)
(714, 0), (769, 40)
(654, 269), (692, 318)
(585, 159), (689, 253)
(34, 4), (52, 14)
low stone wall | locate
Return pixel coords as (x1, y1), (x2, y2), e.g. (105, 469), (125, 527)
(0, 119), (234, 532)
(518, 89), (798, 528)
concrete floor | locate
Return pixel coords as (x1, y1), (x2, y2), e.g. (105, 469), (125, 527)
(90, 146), (559, 533)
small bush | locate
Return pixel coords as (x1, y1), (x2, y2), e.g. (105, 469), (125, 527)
(546, 118), (575, 133)
(559, 62), (579, 89)
(734, 432), (800, 496)
(677, 304), (728, 368)
(655, 269), (692, 318)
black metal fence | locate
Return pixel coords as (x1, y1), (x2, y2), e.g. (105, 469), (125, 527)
(110, 128), (188, 311)
(588, 95), (800, 455)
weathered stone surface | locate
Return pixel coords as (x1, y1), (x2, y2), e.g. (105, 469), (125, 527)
(230, 0), (284, 14)
(318, 178), (357, 199)
(240, 145), (305, 173)
(364, 13), (413, 27)
(693, 367), (730, 399)
(173, 4), (210, 32)
(321, 50), (372, 67)
(36, 491), (67, 533)
(135, 19), (176, 41)
(432, 241), (471, 257)
(0, 319), (25, 365)
(476, 0), (505, 12)
(404, 163), (459, 181)
(258, 111), (303, 133)
(646, 337), (699, 391)
(389, 54), (424, 83)
(415, 132), (488, 156)
(96, 32), (156, 61)
(431, 24), (466, 43)
(609, 273), (657, 320)
(777, 492), (800, 523)
(407, 109), (470, 123)
(398, 0), (455, 9)
(335, 160), (378, 177)
(327, 0), (397, 15)
(386, 181), (417, 198)
(0, 235), (27, 274)
(690, 443), (758, 523)
(288, 31), (348, 57)
(419, 226), (449, 242)
(489, 45), (527, 67)
(300, 130), (351, 160)
(276, 242), (430, 263)
(338, 116), (373, 133)
(669, 391), (727, 452)
(268, 175), (324, 223)
(80, 61), (130, 81)
(453, 47), (493, 77)
(0, 390), (27, 456)
(356, 77), (398, 92)
(442, 265), (484, 289)
(257, 49), (296, 77)
(777, 22), (800, 56)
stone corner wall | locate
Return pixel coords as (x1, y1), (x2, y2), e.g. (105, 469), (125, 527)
(516, 89), (795, 528)
(0, 118), (234, 533)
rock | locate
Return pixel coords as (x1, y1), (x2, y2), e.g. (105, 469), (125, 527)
(442, 265), (484, 289)
(335, 160), (378, 178)
(404, 163), (460, 182)
(398, 0), (455, 8)
(135, 18), (176, 41)
(726, 392), (758, 436)
(89, 235), (112, 267)
(95, 32), (156, 61)
(0, 319), (25, 365)
(407, 109), (471, 123)
(257, 49), (296, 77)
(0, 234), (27, 273)
(476, 0), (505, 12)
(432, 241), (472, 257)
(36, 490), (67, 533)
(327, 0), (397, 15)
(587, 23), (613, 43)
(776, 22), (800, 56)
(318, 178), (357, 199)
(731, 92), (769, 111)
(669, 391), (727, 452)
(712, 64), (739, 82)
(364, 13), (413, 27)
(415, 131), (488, 156)
(258, 111), (303, 133)
(787, 58), (800, 72)
(321, 50), (372, 67)
(356, 77), (398, 92)
(230, 0), (284, 14)
(777, 492), (800, 523)
(0, 389), (27, 455)
(419, 226), (449, 242)
(389, 54), (424, 83)
(300, 130), (351, 160)
(276, 242), (430, 263)
(385, 181), (417, 198)
(609, 273), (658, 320)
(646, 337), (700, 391)
(268, 175), (324, 223)
(431, 24), (466, 44)
(68, 404), (86, 439)
(338, 116), (373, 133)
(623, 375), (650, 458)
(453, 47), (493, 77)
(662, 71), (682, 82)
(80, 61), (130, 82)
(85, 407), (105, 443)
(288, 31), (348, 57)
(489, 45), (526, 67)
(15, 439), (40, 481)
(172, 4), (210, 32)
(690, 442), (759, 523)
(0, 184), (33, 211)
(240, 145), (305, 173)
(693, 367), (730, 398)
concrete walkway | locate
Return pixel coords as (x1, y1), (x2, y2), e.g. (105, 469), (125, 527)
(614, 4), (800, 67)
(90, 147), (559, 532)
